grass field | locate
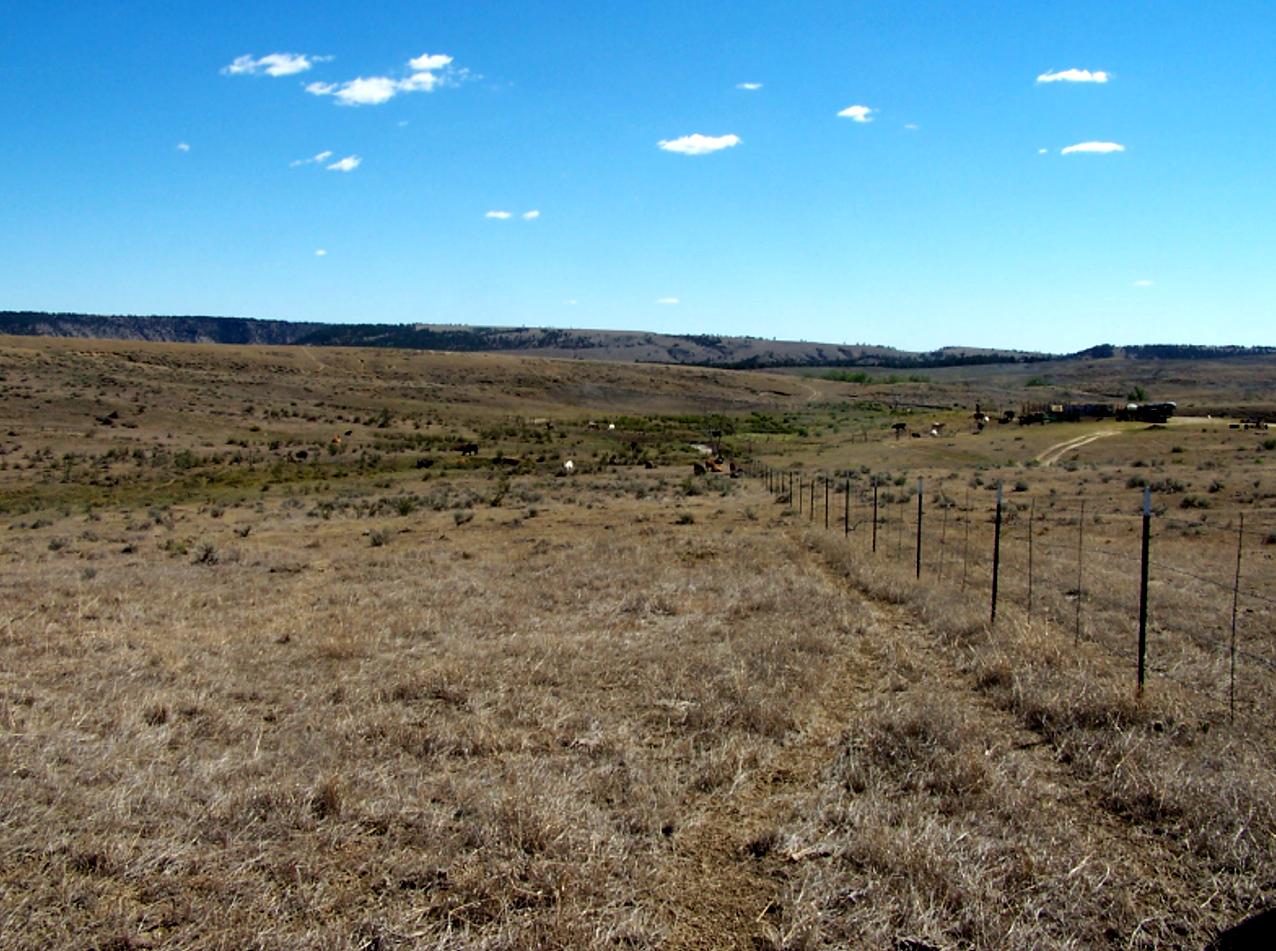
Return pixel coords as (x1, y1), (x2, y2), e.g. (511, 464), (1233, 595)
(2, 335), (1275, 948)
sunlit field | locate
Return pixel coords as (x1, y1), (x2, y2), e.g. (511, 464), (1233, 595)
(2, 336), (1274, 948)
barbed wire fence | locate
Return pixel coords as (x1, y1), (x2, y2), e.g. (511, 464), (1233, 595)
(756, 464), (1276, 728)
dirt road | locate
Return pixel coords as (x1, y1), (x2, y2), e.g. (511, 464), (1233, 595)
(1035, 428), (1118, 466)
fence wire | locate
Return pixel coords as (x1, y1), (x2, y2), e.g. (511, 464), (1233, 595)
(758, 466), (1276, 730)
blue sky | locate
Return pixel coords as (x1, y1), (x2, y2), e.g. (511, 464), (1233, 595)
(2, 1), (1273, 352)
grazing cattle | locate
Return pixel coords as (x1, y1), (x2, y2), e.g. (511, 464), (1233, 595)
(892, 422), (908, 440)
(692, 462), (707, 476)
(414, 457), (434, 469)
(453, 442), (479, 455)
(563, 459), (575, 473)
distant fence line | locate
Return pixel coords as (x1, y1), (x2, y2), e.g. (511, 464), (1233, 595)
(755, 465), (1276, 728)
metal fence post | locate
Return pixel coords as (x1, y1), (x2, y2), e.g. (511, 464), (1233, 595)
(1027, 498), (1035, 619)
(915, 477), (924, 579)
(938, 491), (949, 581)
(824, 477), (830, 530)
(844, 475), (850, 537)
(872, 481), (879, 553)
(991, 483), (1003, 624)
(1075, 500), (1085, 645)
(962, 487), (971, 592)
(1230, 513), (1244, 722)
(1137, 486), (1151, 699)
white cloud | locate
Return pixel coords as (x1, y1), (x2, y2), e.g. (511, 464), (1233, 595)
(1061, 141), (1125, 154)
(838, 104), (874, 123)
(327, 76), (400, 105)
(485, 210), (512, 219)
(522, 210), (540, 220)
(565, 299), (578, 305)
(736, 82), (763, 91)
(176, 142), (190, 152)
(305, 52), (460, 106)
(1038, 148), (1049, 154)
(1037, 68), (1109, 84)
(656, 297), (679, 305)
(408, 53), (453, 71)
(1133, 279), (1154, 287)
(290, 150), (334, 167)
(657, 133), (741, 155)
(326, 155), (361, 172)
(315, 249), (328, 257)
(223, 53), (325, 77)
(903, 123), (919, 131)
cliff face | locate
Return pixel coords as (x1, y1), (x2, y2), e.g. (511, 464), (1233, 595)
(0, 312), (324, 346)
(1, 311), (905, 366)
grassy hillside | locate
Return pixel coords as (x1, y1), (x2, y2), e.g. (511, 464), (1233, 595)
(2, 335), (1275, 948)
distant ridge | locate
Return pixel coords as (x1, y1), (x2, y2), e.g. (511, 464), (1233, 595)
(2, 311), (1271, 370)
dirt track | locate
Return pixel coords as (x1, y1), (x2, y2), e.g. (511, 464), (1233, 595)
(1035, 429), (1119, 466)
(651, 507), (1215, 948)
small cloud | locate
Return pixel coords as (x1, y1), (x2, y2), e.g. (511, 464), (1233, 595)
(1061, 141), (1125, 154)
(1133, 279), (1154, 287)
(657, 133), (741, 155)
(408, 52), (454, 71)
(326, 155), (361, 172)
(315, 249), (328, 257)
(397, 120), (409, 127)
(564, 299), (578, 305)
(736, 82), (763, 91)
(290, 149), (334, 167)
(1038, 148), (1049, 154)
(223, 53), (326, 77)
(1037, 68), (1109, 84)
(318, 76), (399, 105)
(837, 104), (874, 123)
(306, 52), (461, 106)
(656, 297), (679, 305)
(522, 210), (540, 220)
(176, 142), (190, 152)
(903, 123), (919, 131)
(485, 210), (512, 219)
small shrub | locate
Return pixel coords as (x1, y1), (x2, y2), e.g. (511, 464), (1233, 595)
(675, 513), (695, 525)
(453, 510), (474, 526)
(1180, 495), (1210, 509)
(369, 529), (389, 547)
(192, 542), (219, 565)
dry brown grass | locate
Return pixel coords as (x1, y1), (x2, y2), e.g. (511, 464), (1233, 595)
(3, 336), (1275, 948)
